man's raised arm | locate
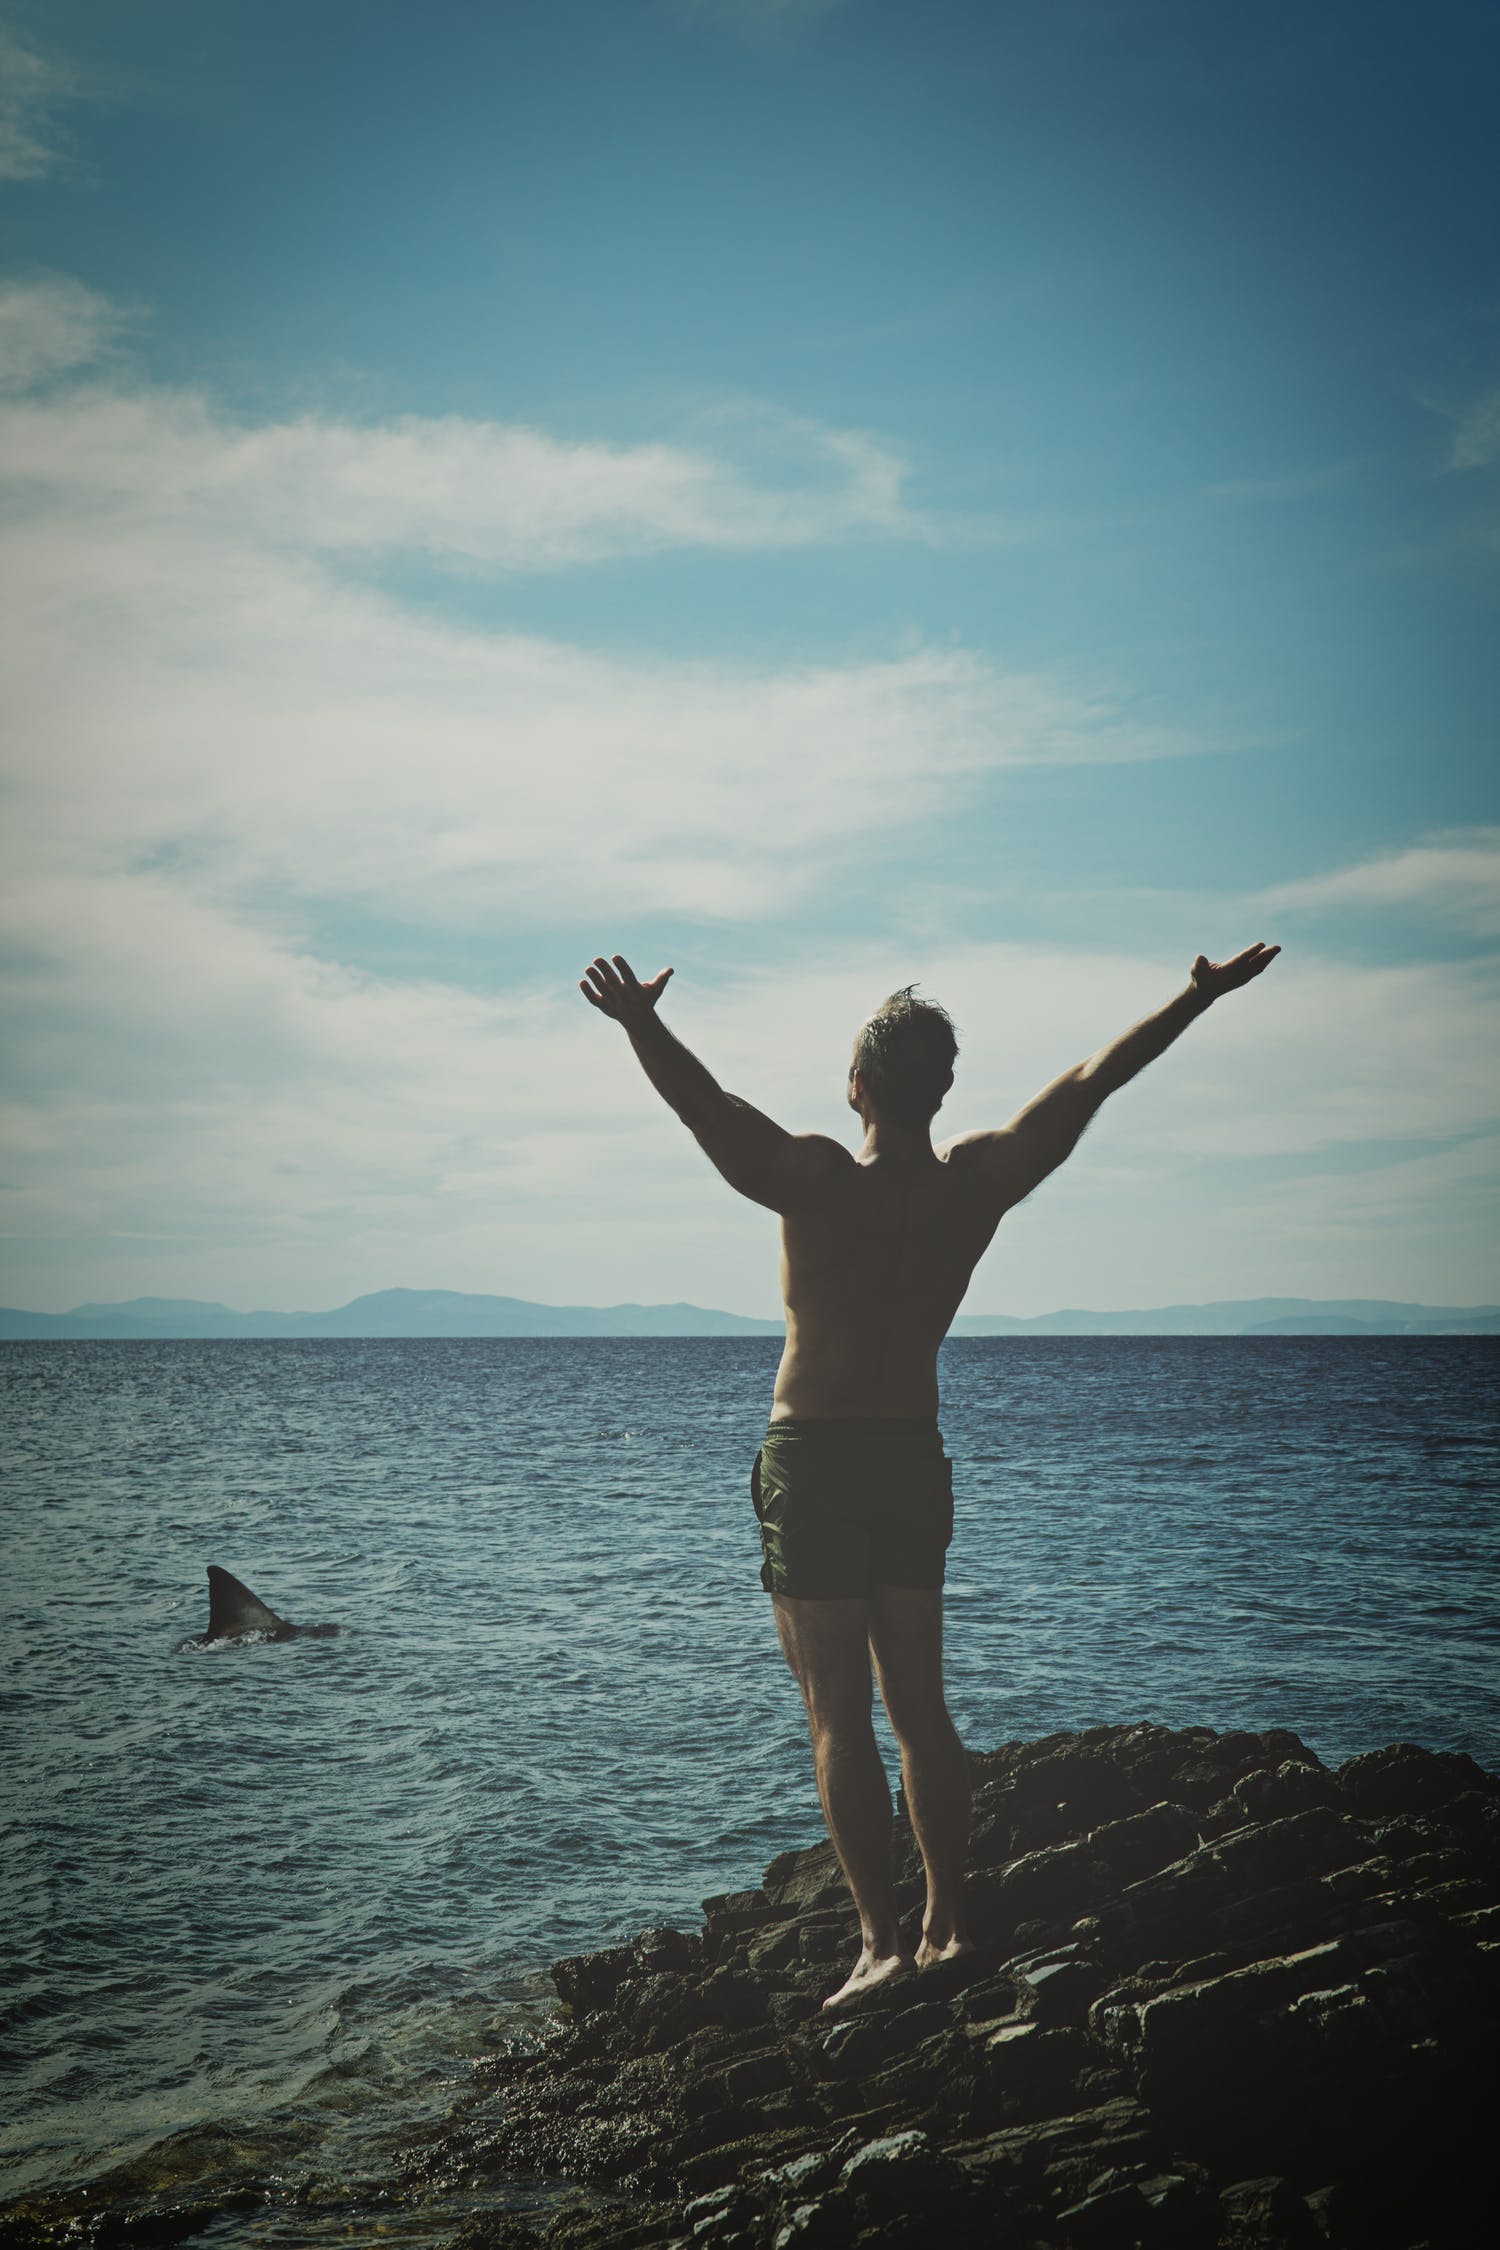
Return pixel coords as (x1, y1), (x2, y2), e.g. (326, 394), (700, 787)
(579, 954), (846, 1213)
(943, 943), (1280, 1211)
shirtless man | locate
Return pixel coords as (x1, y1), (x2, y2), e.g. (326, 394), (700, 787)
(580, 942), (1280, 2008)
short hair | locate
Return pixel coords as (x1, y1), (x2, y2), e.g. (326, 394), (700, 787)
(851, 986), (958, 1129)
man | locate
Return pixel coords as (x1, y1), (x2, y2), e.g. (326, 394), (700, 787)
(580, 941), (1280, 2008)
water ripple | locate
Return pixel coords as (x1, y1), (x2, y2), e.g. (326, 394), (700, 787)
(1, 1333), (1496, 2236)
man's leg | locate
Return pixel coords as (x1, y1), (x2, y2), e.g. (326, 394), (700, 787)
(772, 1592), (914, 2008)
(867, 1585), (973, 1966)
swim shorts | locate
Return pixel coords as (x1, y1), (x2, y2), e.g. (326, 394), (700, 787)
(750, 1417), (955, 1599)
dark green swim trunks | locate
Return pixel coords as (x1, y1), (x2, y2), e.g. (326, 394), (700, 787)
(750, 1417), (955, 1599)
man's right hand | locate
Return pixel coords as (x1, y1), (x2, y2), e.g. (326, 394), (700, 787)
(579, 953), (674, 1029)
(1190, 942), (1281, 1002)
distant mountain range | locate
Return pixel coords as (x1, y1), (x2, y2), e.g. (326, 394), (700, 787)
(1, 1288), (1497, 1339)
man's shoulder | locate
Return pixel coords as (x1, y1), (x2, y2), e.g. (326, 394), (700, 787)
(775, 1133), (855, 1217)
(933, 1127), (1024, 1207)
(791, 1132), (856, 1173)
(933, 1127), (1007, 1164)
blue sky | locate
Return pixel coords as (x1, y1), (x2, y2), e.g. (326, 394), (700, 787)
(0, 0), (1496, 1317)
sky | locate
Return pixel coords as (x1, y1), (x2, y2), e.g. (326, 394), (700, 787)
(0, 0), (1497, 1320)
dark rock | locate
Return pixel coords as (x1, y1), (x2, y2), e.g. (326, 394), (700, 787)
(837, 2127), (939, 2188)
(899, 1947), (991, 1999)
(1087, 1801), (1201, 1885)
(452, 2214), (546, 2250)
(954, 2094), (1163, 2205)
(1337, 1743), (1496, 1821)
(616, 1969), (714, 2052)
(1229, 1762), (1339, 1824)
(1004, 1745), (1152, 1840)
(701, 1970), (769, 2033)
(1136, 2169), (1219, 2244)
(792, 1913), (856, 1966)
(744, 1922), (805, 1978)
(1055, 2180), (1159, 2246)
(762, 1841), (847, 1916)
(1435, 1787), (1500, 1852)
(757, 2148), (838, 2202)
(450, 2219), (543, 2248)
(702, 1889), (769, 1925)
(1217, 2174), (1324, 2246)
(1000, 1944), (1108, 2026)
(967, 1835), (1101, 1939)
(817, 2001), (950, 2079)
(634, 1927), (701, 1976)
(30, 1724), (1489, 2250)
(673, 2125), (824, 2194)
(1299, 2181), (1347, 2243)
(552, 1945), (637, 2016)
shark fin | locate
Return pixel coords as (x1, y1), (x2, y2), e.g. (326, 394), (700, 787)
(206, 1564), (289, 1640)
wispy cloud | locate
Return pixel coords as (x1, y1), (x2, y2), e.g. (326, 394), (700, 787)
(0, 274), (129, 390)
(0, 278), (1206, 946)
(3, 920), (1495, 1315)
(1255, 831), (1500, 937)
(1449, 385), (1500, 473)
(0, 25), (84, 182)
(12, 275), (1458, 1318)
(0, 385), (931, 570)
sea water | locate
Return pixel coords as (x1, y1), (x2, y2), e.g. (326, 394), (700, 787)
(2, 1336), (1496, 2240)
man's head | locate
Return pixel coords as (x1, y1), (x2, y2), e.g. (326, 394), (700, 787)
(848, 986), (958, 1131)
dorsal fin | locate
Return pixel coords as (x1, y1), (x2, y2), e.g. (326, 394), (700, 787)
(206, 1564), (288, 1639)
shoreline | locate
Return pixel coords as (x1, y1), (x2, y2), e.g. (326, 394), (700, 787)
(4, 1720), (1496, 2247)
(437, 1721), (1499, 2249)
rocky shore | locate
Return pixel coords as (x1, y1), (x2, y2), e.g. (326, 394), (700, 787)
(3, 1723), (1495, 2248)
(424, 1723), (1499, 2250)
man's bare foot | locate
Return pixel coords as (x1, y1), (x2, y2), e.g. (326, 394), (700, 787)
(822, 1947), (914, 2012)
(915, 1933), (975, 1971)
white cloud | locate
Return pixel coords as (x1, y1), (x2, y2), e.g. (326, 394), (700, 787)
(0, 274), (127, 391)
(1450, 386), (1500, 473)
(1255, 831), (1500, 937)
(0, 523), (1180, 929)
(0, 383), (928, 566)
(0, 26), (82, 181)
(3, 922), (1496, 1316)
(0, 293), (1200, 944)
(9, 278), (1483, 1316)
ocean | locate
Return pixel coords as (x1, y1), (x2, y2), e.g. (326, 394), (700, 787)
(2, 1336), (1496, 2243)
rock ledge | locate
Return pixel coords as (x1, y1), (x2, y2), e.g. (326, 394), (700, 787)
(427, 1723), (1499, 2249)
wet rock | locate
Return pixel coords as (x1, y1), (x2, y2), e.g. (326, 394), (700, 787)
(451, 2219), (547, 2249)
(22, 1724), (1486, 2250)
(553, 1945), (638, 2016)
(635, 1927), (702, 1977)
(1336, 1744), (1496, 1821)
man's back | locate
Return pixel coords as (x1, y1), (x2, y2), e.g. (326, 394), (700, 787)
(774, 1142), (1001, 1420)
